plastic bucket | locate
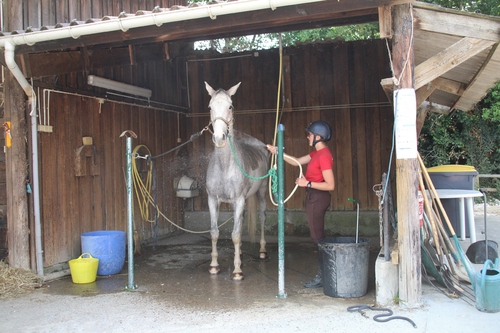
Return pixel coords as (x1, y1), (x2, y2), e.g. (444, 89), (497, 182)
(81, 230), (126, 276)
(69, 253), (99, 284)
(319, 236), (370, 298)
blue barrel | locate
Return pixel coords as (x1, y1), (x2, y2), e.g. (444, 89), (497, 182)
(81, 230), (126, 276)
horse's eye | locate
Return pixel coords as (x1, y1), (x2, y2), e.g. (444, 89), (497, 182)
(229, 105), (233, 109)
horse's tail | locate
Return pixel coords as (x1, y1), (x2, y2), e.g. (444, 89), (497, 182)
(246, 194), (258, 243)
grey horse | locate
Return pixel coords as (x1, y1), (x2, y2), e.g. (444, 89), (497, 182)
(205, 82), (269, 280)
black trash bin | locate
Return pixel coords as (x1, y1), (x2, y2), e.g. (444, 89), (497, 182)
(427, 165), (478, 238)
(318, 237), (370, 298)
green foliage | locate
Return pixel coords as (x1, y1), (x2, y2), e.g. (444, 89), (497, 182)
(418, 96), (500, 199)
(482, 81), (500, 124)
(194, 24), (380, 52)
(421, 0), (500, 15)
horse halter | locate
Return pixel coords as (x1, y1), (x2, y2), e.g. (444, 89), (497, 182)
(208, 116), (233, 145)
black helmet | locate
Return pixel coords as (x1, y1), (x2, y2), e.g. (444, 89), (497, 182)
(305, 120), (332, 144)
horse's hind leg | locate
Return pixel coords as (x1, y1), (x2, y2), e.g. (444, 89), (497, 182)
(257, 183), (268, 260)
(208, 195), (220, 275)
(231, 197), (245, 281)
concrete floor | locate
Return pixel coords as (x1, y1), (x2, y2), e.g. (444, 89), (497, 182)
(1, 208), (500, 332)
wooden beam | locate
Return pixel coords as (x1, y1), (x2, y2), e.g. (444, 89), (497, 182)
(451, 43), (500, 111)
(4, 72), (30, 270)
(392, 3), (421, 307)
(128, 45), (136, 66)
(380, 77), (395, 103)
(414, 37), (494, 90)
(416, 103), (428, 136)
(415, 84), (435, 107)
(419, 100), (450, 114)
(25, 43), (165, 77)
(380, 72), (466, 100)
(378, 5), (392, 38)
(431, 77), (465, 96)
(416, 101), (450, 136)
(413, 4), (500, 42)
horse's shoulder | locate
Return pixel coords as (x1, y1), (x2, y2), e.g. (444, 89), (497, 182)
(232, 130), (268, 171)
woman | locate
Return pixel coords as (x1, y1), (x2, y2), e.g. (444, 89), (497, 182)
(267, 120), (335, 288)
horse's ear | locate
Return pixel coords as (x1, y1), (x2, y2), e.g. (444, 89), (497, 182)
(227, 82), (241, 96)
(205, 81), (216, 96)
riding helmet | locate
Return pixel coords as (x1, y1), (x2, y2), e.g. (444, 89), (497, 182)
(305, 120), (332, 142)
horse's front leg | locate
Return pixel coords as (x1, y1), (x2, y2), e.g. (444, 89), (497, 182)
(231, 197), (245, 281)
(258, 184), (268, 260)
(208, 195), (220, 275)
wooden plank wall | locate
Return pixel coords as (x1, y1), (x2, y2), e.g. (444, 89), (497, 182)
(32, 38), (393, 268)
(186, 40), (394, 213)
(38, 58), (186, 267)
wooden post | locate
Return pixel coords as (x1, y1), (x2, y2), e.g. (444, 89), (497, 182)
(392, 4), (421, 307)
(4, 71), (31, 270)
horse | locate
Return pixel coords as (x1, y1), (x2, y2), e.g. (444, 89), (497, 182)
(204, 81), (270, 281)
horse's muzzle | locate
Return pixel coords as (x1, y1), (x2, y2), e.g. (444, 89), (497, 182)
(212, 133), (227, 148)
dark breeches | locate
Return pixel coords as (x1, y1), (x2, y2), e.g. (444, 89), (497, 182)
(305, 188), (331, 244)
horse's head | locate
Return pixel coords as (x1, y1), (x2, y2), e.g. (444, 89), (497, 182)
(205, 81), (241, 148)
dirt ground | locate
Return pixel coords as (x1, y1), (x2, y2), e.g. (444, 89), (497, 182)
(1, 203), (500, 332)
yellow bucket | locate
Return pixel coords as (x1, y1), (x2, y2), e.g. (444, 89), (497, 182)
(69, 253), (99, 284)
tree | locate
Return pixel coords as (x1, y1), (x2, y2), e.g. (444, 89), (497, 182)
(194, 24), (380, 52)
(421, 0), (500, 16)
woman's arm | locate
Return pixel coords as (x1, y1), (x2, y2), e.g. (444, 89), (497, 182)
(266, 144), (311, 166)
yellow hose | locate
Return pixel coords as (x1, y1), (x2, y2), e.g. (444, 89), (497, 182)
(132, 145), (156, 223)
(131, 144), (233, 233)
(269, 34), (302, 206)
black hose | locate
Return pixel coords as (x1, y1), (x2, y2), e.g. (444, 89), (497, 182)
(347, 304), (417, 328)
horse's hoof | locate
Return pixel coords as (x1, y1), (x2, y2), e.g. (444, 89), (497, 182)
(259, 252), (268, 260)
(231, 272), (244, 281)
(209, 266), (220, 275)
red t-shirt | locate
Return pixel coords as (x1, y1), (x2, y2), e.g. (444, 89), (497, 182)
(305, 148), (334, 182)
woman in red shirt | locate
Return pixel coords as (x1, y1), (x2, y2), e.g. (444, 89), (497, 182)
(268, 120), (335, 288)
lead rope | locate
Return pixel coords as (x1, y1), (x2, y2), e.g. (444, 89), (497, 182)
(228, 135), (277, 193)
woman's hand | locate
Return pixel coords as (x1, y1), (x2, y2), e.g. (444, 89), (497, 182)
(266, 144), (277, 154)
(295, 177), (308, 187)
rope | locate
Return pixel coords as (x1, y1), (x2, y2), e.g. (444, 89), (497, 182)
(228, 135), (277, 186)
(266, 33), (303, 206)
(150, 126), (209, 160)
(132, 152), (234, 233)
(347, 305), (417, 328)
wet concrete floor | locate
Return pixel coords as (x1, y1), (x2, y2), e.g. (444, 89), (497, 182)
(4, 213), (500, 332)
(43, 233), (380, 311)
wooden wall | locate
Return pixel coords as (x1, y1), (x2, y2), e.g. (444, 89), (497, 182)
(186, 39), (394, 213)
(37, 58), (187, 267)
(22, 38), (393, 269)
